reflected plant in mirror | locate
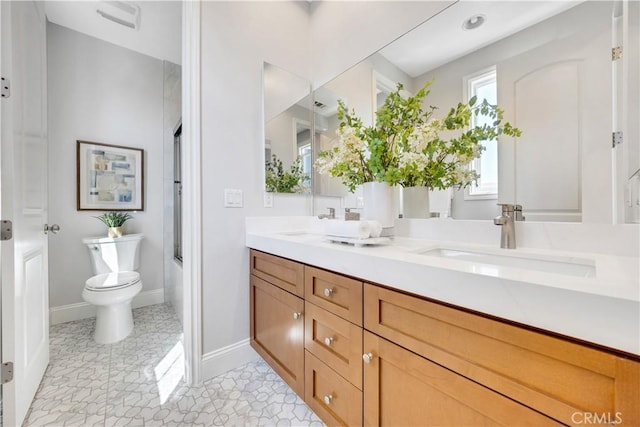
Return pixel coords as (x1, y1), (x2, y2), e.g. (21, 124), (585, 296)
(263, 62), (312, 195)
(265, 154), (309, 194)
(315, 80), (520, 193)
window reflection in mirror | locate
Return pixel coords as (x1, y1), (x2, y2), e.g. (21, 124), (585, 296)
(263, 62), (312, 194)
(311, 0), (637, 223)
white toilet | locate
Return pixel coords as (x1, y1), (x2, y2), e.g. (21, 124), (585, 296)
(82, 233), (144, 344)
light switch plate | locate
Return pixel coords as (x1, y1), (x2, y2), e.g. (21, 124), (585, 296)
(224, 189), (243, 208)
(264, 192), (273, 208)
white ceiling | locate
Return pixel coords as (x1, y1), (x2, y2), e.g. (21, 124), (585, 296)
(379, 1), (583, 77)
(45, 1), (182, 65)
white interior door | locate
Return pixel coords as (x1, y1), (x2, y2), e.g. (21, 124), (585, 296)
(498, 1), (613, 223)
(1, 2), (49, 426)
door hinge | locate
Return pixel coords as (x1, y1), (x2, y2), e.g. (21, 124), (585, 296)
(613, 131), (623, 147)
(1, 220), (13, 241)
(1, 362), (14, 384)
(612, 46), (623, 61)
(1, 77), (10, 98)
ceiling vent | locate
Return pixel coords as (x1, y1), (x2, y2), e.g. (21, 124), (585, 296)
(96, 1), (141, 30)
(314, 101), (326, 109)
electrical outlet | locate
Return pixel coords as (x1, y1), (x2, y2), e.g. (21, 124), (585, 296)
(264, 192), (273, 208)
(224, 189), (243, 208)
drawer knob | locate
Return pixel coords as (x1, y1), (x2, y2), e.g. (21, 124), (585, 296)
(323, 394), (333, 405)
(292, 312), (302, 320)
(362, 352), (374, 363)
(323, 288), (334, 297)
(324, 337), (334, 346)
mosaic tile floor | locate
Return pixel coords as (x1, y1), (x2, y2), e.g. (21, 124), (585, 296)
(24, 303), (323, 427)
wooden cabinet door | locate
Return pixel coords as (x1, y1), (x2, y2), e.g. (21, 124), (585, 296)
(250, 275), (304, 397)
(363, 331), (561, 427)
(364, 284), (640, 425)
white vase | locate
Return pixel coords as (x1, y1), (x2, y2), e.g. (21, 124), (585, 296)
(402, 186), (430, 219)
(362, 182), (398, 230)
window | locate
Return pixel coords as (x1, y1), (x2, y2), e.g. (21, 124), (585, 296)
(465, 67), (498, 199)
(174, 124), (182, 263)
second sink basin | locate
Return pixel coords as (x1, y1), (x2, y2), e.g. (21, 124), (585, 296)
(419, 247), (596, 278)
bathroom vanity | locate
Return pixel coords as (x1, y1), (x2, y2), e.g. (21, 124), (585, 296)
(247, 220), (639, 426)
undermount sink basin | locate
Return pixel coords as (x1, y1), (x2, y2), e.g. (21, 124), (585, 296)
(419, 248), (596, 278)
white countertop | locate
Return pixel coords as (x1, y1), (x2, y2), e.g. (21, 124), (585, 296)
(246, 219), (640, 356)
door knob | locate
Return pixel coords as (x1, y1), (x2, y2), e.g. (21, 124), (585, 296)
(363, 352), (374, 363)
(44, 224), (60, 234)
(292, 312), (302, 320)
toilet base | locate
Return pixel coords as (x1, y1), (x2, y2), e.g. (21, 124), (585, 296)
(94, 302), (135, 344)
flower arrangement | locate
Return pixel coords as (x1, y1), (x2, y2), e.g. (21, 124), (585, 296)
(265, 154), (309, 194)
(315, 80), (521, 192)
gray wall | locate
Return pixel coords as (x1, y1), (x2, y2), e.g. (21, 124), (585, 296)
(47, 22), (165, 308)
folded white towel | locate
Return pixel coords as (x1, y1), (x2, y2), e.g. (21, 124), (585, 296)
(324, 220), (383, 239)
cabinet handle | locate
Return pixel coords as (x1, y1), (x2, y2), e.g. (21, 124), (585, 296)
(293, 312), (302, 320)
(323, 288), (334, 297)
(323, 394), (333, 405)
(363, 352), (374, 363)
(324, 337), (334, 346)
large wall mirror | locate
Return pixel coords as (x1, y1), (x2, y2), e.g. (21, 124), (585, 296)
(310, 0), (639, 223)
(262, 1), (638, 222)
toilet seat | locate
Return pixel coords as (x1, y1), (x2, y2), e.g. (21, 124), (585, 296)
(85, 271), (140, 292)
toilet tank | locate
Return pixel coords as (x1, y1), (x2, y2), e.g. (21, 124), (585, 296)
(82, 233), (144, 274)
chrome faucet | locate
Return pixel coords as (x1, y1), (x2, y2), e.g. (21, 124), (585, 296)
(317, 207), (335, 219)
(494, 204), (524, 249)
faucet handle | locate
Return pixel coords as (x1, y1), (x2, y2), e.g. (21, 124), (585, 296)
(497, 203), (515, 214)
(513, 205), (525, 221)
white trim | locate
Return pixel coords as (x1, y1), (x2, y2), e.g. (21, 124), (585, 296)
(182, 0), (202, 387)
(201, 339), (259, 381)
(49, 289), (165, 325)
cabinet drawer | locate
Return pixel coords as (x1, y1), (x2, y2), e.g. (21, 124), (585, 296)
(250, 275), (304, 397)
(304, 265), (362, 325)
(363, 331), (562, 426)
(364, 284), (640, 425)
(304, 302), (363, 389)
(305, 351), (362, 427)
(250, 249), (304, 297)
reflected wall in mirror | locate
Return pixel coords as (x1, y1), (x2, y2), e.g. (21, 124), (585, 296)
(312, 0), (639, 223)
(263, 62), (312, 194)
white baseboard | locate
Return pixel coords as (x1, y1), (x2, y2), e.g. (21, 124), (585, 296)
(50, 288), (165, 325)
(201, 338), (259, 381)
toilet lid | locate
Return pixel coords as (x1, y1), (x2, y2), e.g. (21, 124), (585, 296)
(86, 271), (140, 291)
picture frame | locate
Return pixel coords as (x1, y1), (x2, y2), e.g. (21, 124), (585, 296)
(77, 140), (144, 211)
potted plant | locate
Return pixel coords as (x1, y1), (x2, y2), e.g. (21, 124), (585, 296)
(315, 79), (521, 220)
(95, 212), (133, 238)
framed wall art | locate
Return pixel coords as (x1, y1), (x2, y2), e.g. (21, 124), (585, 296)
(77, 140), (144, 211)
